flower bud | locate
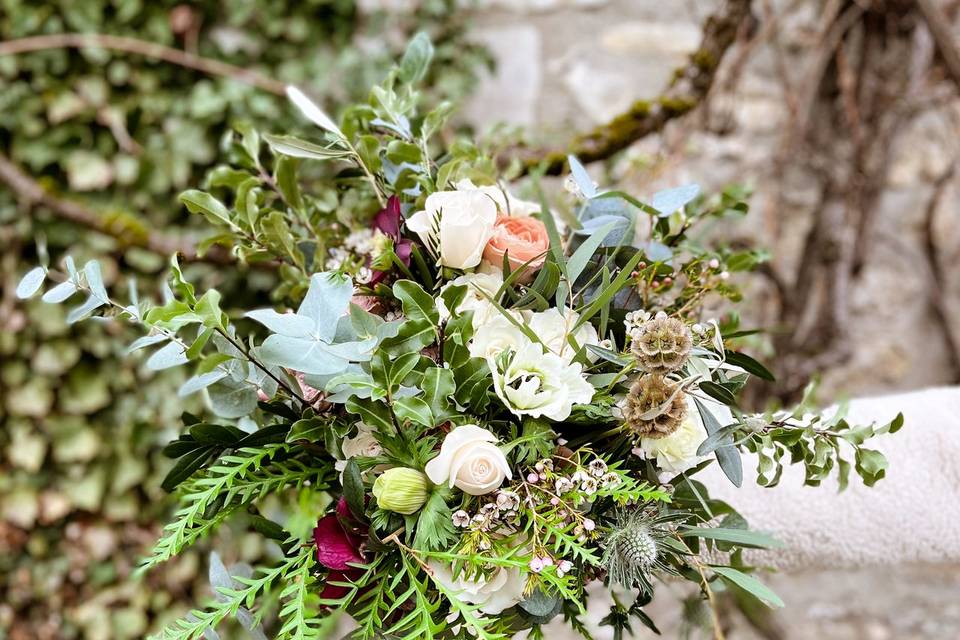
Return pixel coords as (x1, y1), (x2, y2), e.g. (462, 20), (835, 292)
(372, 468), (429, 515)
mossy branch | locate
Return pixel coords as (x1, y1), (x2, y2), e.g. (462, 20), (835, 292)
(513, 0), (754, 175)
(0, 151), (232, 264)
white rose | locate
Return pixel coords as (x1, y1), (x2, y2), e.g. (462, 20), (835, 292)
(633, 397), (732, 476)
(335, 423), (383, 477)
(454, 178), (541, 218)
(468, 312), (530, 360)
(489, 341), (595, 421)
(437, 271), (503, 328)
(406, 189), (497, 269)
(528, 308), (600, 363)
(428, 561), (526, 614)
(425, 424), (512, 496)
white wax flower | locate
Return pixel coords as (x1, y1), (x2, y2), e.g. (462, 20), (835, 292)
(406, 189), (497, 269)
(425, 424), (512, 496)
(489, 341), (595, 421)
(427, 560), (526, 614)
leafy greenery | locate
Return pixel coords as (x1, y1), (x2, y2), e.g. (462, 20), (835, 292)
(13, 27), (904, 640)
(1, 2), (487, 637)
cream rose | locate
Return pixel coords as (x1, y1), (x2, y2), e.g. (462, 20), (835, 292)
(427, 560), (526, 614)
(633, 397), (733, 476)
(489, 341), (595, 421)
(334, 423), (384, 479)
(406, 189), (498, 269)
(436, 271), (503, 329)
(528, 308), (600, 363)
(425, 424), (512, 496)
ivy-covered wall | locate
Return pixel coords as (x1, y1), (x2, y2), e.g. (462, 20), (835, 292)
(0, 2), (486, 637)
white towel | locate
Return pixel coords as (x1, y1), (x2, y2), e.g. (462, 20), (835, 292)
(701, 386), (960, 570)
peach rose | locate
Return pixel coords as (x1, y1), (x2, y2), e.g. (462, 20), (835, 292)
(482, 215), (549, 283)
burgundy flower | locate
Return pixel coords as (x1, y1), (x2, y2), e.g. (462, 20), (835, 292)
(313, 497), (366, 600)
(369, 196), (413, 285)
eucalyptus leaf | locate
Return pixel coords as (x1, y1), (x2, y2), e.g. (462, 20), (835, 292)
(16, 266), (46, 299)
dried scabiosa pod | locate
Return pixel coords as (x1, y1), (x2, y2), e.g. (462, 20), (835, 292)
(622, 375), (688, 438)
(630, 315), (692, 374)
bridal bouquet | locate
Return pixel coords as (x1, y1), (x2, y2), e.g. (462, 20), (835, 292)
(17, 36), (902, 640)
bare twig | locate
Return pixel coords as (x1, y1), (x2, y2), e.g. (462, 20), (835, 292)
(0, 33), (286, 95)
(510, 0), (754, 174)
(0, 151), (231, 263)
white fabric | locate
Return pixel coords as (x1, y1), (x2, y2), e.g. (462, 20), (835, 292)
(702, 386), (960, 570)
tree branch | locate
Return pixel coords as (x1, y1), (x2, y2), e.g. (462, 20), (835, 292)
(511, 0), (754, 175)
(0, 151), (231, 264)
(922, 162), (960, 382)
(0, 33), (286, 95)
(916, 0), (960, 90)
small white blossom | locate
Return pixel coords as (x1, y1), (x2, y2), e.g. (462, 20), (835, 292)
(582, 518), (595, 532)
(557, 560), (573, 577)
(555, 477), (574, 494)
(452, 510), (471, 528)
(496, 490), (520, 511)
(601, 472), (620, 487)
(580, 477), (599, 495)
(344, 228), (376, 254)
(356, 267), (373, 284)
(587, 459), (608, 477)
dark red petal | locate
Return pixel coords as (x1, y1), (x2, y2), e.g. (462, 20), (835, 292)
(313, 514), (363, 570)
(373, 195), (402, 238)
(395, 239), (413, 266)
(318, 569), (360, 601)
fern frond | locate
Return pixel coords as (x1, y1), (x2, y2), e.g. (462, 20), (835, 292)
(151, 544), (314, 640)
(140, 445), (331, 572)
